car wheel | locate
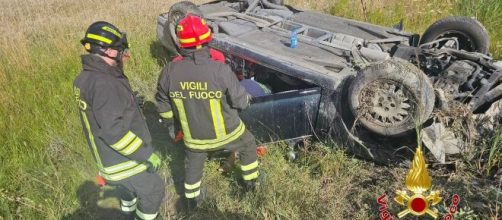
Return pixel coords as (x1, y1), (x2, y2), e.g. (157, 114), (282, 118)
(158, 1), (203, 56)
(420, 16), (490, 54)
(348, 59), (435, 136)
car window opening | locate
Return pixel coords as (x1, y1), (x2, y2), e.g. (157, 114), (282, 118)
(228, 56), (316, 97)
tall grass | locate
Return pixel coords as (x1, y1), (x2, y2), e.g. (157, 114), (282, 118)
(0, 0), (179, 218)
(0, 0), (500, 219)
(486, 129), (502, 176)
(455, 0), (502, 57)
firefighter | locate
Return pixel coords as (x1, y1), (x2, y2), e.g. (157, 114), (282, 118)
(169, 43), (269, 143)
(155, 15), (260, 208)
(74, 21), (165, 220)
(169, 41), (226, 144)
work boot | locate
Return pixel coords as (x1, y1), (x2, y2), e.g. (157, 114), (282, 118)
(243, 180), (257, 192)
(186, 196), (205, 213)
(120, 211), (135, 220)
(186, 197), (199, 212)
(185, 187), (207, 213)
(242, 170), (266, 193)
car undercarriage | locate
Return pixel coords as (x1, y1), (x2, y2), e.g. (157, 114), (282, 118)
(157, 0), (502, 164)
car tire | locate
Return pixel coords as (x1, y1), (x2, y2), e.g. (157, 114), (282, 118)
(348, 59), (435, 136)
(159, 1), (203, 56)
(420, 16), (490, 54)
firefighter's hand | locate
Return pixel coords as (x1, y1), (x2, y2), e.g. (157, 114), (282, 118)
(147, 153), (161, 172)
(122, 50), (131, 63)
(173, 130), (184, 144)
(133, 91), (145, 109)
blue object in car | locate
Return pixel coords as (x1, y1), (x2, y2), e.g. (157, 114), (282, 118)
(290, 29), (298, 48)
(240, 79), (271, 97)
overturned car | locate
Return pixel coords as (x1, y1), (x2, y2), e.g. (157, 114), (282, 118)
(156, 0), (502, 163)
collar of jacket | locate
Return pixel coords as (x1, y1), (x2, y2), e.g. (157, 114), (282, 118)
(181, 47), (211, 65)
(81, 54), (125, 78)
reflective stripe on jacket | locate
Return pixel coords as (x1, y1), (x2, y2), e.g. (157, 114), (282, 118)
(156, 47), (251, 151)
(74, 54), (153, 181)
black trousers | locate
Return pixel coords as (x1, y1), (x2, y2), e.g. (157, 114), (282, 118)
(111, 171), (165, 219)
(184, 130), (259, 198)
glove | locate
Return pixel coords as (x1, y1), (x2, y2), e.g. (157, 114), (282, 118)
(173, 130), (184, 144)
(133, 91), (145, 109)
(147, 153), (161, 172)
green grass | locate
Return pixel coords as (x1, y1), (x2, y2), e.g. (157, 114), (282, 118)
(455, 0), (502, 58)
(1, 0), (501, 219)
(485, 129), (502, 177)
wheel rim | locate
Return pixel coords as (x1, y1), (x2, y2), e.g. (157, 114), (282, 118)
(359, 80), (415, 127)
(433, 31), (475, 51)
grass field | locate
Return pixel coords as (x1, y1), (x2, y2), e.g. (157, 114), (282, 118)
(0, 0), (500, 219)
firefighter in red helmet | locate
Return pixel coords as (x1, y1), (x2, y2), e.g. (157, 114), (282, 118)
(155, 14), (261, 209)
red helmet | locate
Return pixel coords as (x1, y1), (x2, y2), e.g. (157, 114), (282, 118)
(176, 14), (212, 48)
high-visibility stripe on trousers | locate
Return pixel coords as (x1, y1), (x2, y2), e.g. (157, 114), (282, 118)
(241, 160), (259, 181)
(135, 209), (158, 220)
(112, 171), (164, 220)
(184, 180), (201, 198)
(184, 130), (259, 198)
(121, 198), (137, 212)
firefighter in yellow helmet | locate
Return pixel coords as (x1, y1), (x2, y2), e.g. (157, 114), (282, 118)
(74, 21), (165, 219)
(155, 14), (261, 209)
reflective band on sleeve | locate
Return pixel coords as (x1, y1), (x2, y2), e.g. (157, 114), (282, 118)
(184, 181), (201, 190)
(173, 99), (192, 139)
(160, 111), (173, 119)
(111, 131), (136, 151)
(241, 160), (258, 172)
(209, 99), (226, 139)
(120, 137), (143, 155)
(136, 209), (158, 220)
(86, 33), (112, 44)
(185, 190), (200, 199)
(199, 31), (211, 41)
(179, 37), (196, 44)
(243, 170), (259, 181)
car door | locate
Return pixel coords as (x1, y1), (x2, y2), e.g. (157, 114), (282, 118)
(239, 87), (322, 143)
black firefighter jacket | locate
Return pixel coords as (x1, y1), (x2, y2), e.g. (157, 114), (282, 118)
(74, 54), (153, 181)
(156, 48), (251, 151)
